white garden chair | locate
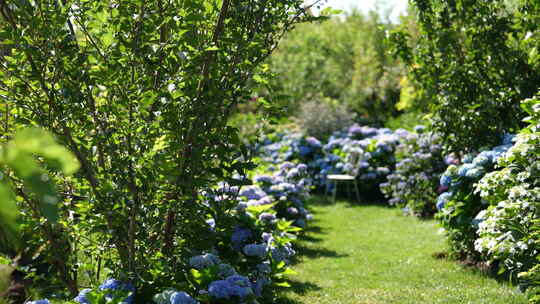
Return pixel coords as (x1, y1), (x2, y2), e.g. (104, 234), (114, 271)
(326, 148), (362, 203)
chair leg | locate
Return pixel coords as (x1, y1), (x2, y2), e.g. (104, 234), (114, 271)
(325, 180), (329, 195)
(332, 181), (337, 204)
(354, 180), (361, 203)
(346, 181), (351, 199)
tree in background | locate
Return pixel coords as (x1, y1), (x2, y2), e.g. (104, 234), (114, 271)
(390, 0), (540, 153)
(267, 10), (404, 123)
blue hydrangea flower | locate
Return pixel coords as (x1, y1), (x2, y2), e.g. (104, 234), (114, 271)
(457, 163), (475, 177)
(28, 300), (50, 304)
(465, 167), (485, 179)
(170, 291), (199, 304)
(74, 288), (92, 304)
(208, 275), (254, 300)
(239, 185), (266, 200)
(259, 212), (277, 224)
(262, 232), (274, 244)
(271, 244), (296, 264)
(502, 133), (515, 145)
(98, 279), (135, 304)
(225, 275), (254, 299)
(254, 174), (273, 184)
(243, 244), (268, 258)
(436, 192), (453, 210)
(231, 226), (252, 250)
(208, 280), (233, 299)
(298, 145), (311, 156)
(188, 253), (220, 270)
(440, 174), (452, 187)
(286, 207), (299, 215)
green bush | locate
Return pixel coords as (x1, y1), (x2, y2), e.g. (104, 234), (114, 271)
(391, 0), (540, 152)
(473, 95), (540, 301)
(0, 0), (316, 299)
(295, 99), (355, 139)
(268, 11), (404, 122)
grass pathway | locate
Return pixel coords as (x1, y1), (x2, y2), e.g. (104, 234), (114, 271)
(276, 197), (528, 304)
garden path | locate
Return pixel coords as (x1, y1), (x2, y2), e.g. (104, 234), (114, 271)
(275, 197), (528, 304)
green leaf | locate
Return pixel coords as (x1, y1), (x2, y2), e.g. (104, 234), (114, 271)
(0, 181), (20, 248)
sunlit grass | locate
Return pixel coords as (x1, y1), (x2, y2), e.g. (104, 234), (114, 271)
(276, 196), (528, 304)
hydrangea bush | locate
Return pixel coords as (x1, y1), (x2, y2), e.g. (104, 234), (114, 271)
(435, 137), (513, 258)
(472, 97), (540, 302)
(25, 159), (312, 303)
(257, 124), (409, 195)
(380, 127), (447, 217)
(323, 124), (407, 195)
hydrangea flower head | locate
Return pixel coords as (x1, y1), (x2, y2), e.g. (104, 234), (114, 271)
(436, 192), (453, 210)
(98, 279), (135, 304)
(305, 137), (322, 147)
(243, 243), (268, 258)
(74, 288), (92, 304)
(472, 155), (490, 167)
(465, 167), (485, 179)
(440, 174), (452, 187)
(28, 300), (50, 304)
(231, 226), (252, 249)
(170, 291), (199, 304)
(298, 145), (312, 156)
(208, 275), (254, 300)
(259, 212), (277, 224)
(239, 185), (266, 200)
(458, 163), (475, 177)
(188, 253), (221, 270)
(254, 174), (274, 184)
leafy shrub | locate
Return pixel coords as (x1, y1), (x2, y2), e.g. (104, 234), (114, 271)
(295, 100), (355, 139)
(380, 127), (446, 217)
(435, 138), (513, 258)
(391, 0), (540, 153)
(0, 0), (318, 299)
(473, 96), (540, 301)
(267, 11), (403, 121)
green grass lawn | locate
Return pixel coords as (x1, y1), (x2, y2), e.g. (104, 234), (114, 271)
(276, 196), (528, 304)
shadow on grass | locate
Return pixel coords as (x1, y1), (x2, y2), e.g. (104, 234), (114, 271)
(271, 280), (323, 304)
(291, 243), (348, 263)
(298, 233), (323, 243)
